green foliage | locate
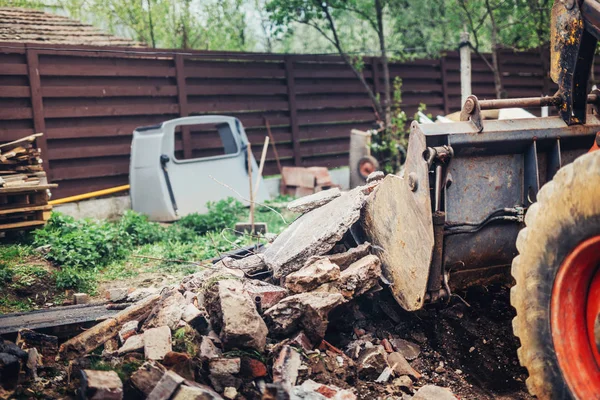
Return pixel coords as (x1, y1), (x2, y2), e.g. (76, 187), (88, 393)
(119, 210), (164, 246)
(54, 267), (96, 292)
(0, 263), (14, 286)
(175, 198), (244, 235)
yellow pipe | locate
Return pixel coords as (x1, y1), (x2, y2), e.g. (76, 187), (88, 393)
(49, 184), (130, 206)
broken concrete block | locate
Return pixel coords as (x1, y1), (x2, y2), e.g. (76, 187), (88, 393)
(357, 345), (389, 381)
(223, 386), (237, 400)
(387, 352), (421, 380)
(118, 334), (144, 355)
(144, 326), (172, 361)
(338, 255), (381, 298)
(413, 385), (457, 400)
(199, 336), (222, 360)
(181, 265), (244, 293)
(264, 187), (367, 279)
(287, 187), (341, 213)
(204, 279), (268, 351)
(209, 358), (241, 375)
(320, 242), (372, 271)
(163, 351), (195, 381)
(288, 331), (313, 351)
(127, 287), (160, 303)
(181, 304), (210, 334)
(292, 379), (356, 400)
(272, 345), (301, 389)
(392, 375), (413, 392)
(172, 384), (222, 400)
(25, 348), (40, 379)
(118, 320), (139, 344)
(228, 254), (268, 276)
(80, 369), (123, 400)
(366, 171), (384, 183)
(390, 338), (421, 361)
(104, 338), (119, 354)
(16, 329), (58, 362)
(143, 289), (187, 331)
(105, 288), (130, 303)
(242, 280), (287, 310)
(284, 258), (340, 293)
(147, 370), (185, 400)
(73, 293), (90, 305)
(264, 292), (345, 343)
(130, 362), (166, 396)
(0, 353), (20, 390)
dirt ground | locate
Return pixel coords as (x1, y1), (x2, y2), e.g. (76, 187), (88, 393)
(324, 283), (533, 400)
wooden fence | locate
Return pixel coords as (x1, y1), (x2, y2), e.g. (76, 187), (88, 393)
(0, 42), (579, 199)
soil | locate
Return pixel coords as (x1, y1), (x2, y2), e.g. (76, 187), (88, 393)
(323, 283), (533, 400)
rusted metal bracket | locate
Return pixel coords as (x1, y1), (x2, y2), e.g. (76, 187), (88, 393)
(460, 95), (483, 132)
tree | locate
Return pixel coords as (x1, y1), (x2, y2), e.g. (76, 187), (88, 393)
(266, 0), (393, 126)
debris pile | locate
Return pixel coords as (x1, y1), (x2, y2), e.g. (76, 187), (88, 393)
(0, 133), (56, 233)
(0, 182), (463, 399)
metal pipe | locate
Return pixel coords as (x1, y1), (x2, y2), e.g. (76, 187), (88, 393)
(476, 93), (599, 111)
(434, 164), (443, 212)
(49, 184), (130, 205)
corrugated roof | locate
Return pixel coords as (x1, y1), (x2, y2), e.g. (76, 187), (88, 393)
(0, 7), (140, 47)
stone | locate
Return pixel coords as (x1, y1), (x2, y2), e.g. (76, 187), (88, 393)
(288, 331), (314, 351)
(264, 292), (345, 343)
(338, 255), (381, 299)
(375, 366), (394, 383)
(292, 379), (356, 400)
(73, 293), (90, 304)
(0, 340), (27, 360)
(143, 289), (187, 331)
(287, 187), (342, 213)
(412, 385), (457, 400)
(130, 362), (166, 396)
(183, 291), (197, 305)
(240, 357), (267, 379)
(284, 258), (340, 293)
(264, 187), (367, 279)
(223, 387), (237, 399)
(80, 369), (123, 400)
(118, 334), (144, 355)
(118, 320), (139, 343)
(147, 371), (185, 400)
(272, 345), (301, 389)
(318, 242), (372, 271)
(105, 288), (130, 303)
(26, 348), (40, 378)
(127, 287), (160, 303)
(104, 338), (119, 354)
(0, 353), (20, 390)
(163, 352), (195, 381)
(390, 338), (421, 361)
(392, 376), (413, 392)
(227, 254), (268, 276)
(144, 326), (172, 361)
(16, 329), (58, 362)
(366, 171), (385, 183)
(204, 279), (268, 351)
(181, 304), (210, 334)
(357, 345), (389, 381)
(172, 384), (222, 400)
(387, 352), (421, 380)
(209, 358), (241, 375)
(199, 336), (222, 360)
(380, 338), (393, 353)
(242, 280), (288, 310)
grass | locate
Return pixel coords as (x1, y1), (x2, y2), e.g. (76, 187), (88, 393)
(0, 196), (299, 312)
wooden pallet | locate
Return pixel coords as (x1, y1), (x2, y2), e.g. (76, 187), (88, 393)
(0, 185), (56, 232)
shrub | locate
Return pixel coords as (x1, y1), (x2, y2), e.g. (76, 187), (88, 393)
(0, 262), (13, 286)
(54, 267), (96, 292)
(119, 211), (164, 246)
(175, 197), (243, 235)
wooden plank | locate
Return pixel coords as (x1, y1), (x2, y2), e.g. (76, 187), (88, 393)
(0, 86), (30, 98)
(41, 85), (178, 98)
(26, 49), (51, 180)
(0, 204), (52, 215)
(0, 64), (28, 75)
(0, 219), (45, 230)
(186, 83), (287, 96)
(39, 64), (176, 77)
(0, 184), (57, 193)
(285, 56), (301, 166)
(44, 104), (180, 118)
(175, 54), (192, 159)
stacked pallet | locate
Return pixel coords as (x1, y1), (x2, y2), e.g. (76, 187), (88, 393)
(0, 133), (57, 232)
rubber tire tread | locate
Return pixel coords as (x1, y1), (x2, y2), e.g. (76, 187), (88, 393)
(511, 150), (600, 400)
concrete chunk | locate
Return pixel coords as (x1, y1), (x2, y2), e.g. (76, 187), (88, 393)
(144, 326), (172, 361)
(81, 369), (123, 400)
(264, 188), (366, 279)
(287, 187), (341, 213)
(143, 290), (187, 331)
(118, 320), (139, 343)
(413, 385), (457, 400)
(284, 258), (340, 293)
(147, 371), (184, 400)
(118, 334), (144, 355)
(130, 362), (166, 396)
(181, 304), (210, 334)
(172, 384), (222, 400)
(338, 255), (381, 299)
(209, 357), (241, 375)
(204, 279), (268, 351)
(273, 345), (301, 390)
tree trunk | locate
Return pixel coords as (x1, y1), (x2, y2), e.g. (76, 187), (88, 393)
(375, 0), (391, 127)
(486, 0), (504, 98)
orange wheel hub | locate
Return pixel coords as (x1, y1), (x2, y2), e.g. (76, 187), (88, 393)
(551, 235), (600, 399)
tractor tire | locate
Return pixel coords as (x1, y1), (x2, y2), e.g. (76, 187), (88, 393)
(511, 150), (600, 400)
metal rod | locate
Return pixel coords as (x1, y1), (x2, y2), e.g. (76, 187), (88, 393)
(476, 93), (599, 111)
(434, 164), (443, 212)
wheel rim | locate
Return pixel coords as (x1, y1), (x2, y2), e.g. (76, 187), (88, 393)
(551, 235), (600, 399)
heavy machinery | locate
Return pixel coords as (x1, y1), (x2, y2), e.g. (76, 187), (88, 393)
(362, 1), (600, 398)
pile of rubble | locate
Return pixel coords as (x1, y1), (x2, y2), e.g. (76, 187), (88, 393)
(0, 178), (458, 400)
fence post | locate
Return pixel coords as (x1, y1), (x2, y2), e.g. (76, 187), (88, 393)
(284, 56), (302, 166)
(175, 54), (192, 159)
(440, 55), (450, 115)
(26, 48), (51, 180)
